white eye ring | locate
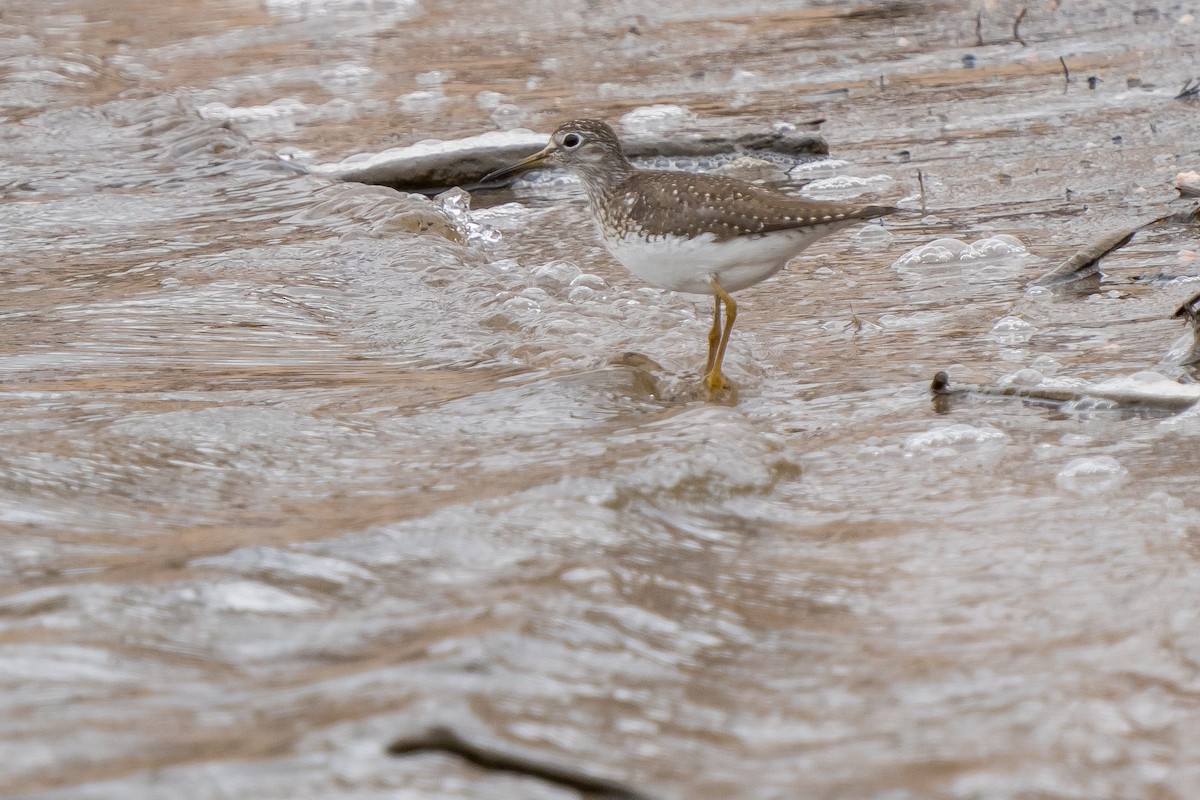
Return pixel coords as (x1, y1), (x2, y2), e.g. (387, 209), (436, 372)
(562, 133), (582, 148)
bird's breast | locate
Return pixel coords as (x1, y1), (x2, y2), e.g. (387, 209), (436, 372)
(594, 223), (826, 295)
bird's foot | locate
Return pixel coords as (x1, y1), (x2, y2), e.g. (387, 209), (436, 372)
(702, 369), (737, 401)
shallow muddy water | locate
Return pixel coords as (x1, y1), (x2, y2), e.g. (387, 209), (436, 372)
(3, 1), (1200, 798)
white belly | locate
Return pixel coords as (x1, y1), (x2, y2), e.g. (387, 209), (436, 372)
(598, 226), (838, 294)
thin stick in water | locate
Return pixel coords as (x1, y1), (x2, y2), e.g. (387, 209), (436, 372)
(1013, 7), (1028, 45)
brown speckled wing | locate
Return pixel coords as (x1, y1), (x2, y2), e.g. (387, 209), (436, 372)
(616, 171), (895, 241)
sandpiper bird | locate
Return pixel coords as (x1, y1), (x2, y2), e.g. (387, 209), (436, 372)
(482, 119), (896, 393)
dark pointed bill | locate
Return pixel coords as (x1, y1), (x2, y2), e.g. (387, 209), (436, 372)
(480, 142), (555, 184)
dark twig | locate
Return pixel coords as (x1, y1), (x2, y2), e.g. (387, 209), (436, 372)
(916, 169), (927, 216)
(387, 726), (655, 800)
(1013, 7), (1028, 45)
(848, 302), (864, 335)
(1059, 56), (1070, 87)
(975, 10), (984, 46)
(1176, 77), (1200, 100)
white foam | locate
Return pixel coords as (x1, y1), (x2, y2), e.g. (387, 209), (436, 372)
(198, 98), (309, 123)
(800, 174), (893, 200)
(893, 235), (1031, 268)
(208, 581), (322, 614)
(904, 423), (1008, 452)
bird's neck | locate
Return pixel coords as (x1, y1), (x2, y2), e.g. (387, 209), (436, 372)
(575, 157), (634, 209)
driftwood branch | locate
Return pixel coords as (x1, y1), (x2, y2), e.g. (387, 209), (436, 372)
(1173, 291), (1200, 365)
(1029, 209), (1193, 289)
(930, 371), (1200, 412)
(1030, 229), (1136, 289)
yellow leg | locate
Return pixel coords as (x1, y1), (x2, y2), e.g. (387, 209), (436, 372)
(704, 276), (737, 393)
(704, 292), (722, 374)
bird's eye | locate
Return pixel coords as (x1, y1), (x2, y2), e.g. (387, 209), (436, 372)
(562, 133), (582, 148)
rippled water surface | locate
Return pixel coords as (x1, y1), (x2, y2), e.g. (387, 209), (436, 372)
(4, 1), (1200, 797)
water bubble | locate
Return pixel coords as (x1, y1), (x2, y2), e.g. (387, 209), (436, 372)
(567, 286), (597, 304)
(530, 260), (582, 291)
(619, 104), (696, 135)
(893, 238), (971, 267)
(570, 273), (608, 290)
(850, 222), (893, 247)
(414, 70), (448, 86)
(1059, 397), (1120, 414)
(520, 287), (551, 303)
(1030, 355), (1061, 375)
(966, 235), (1029, 260)
(316, 63), (379, 92)
(989, 315), (1037, 343)
(787, 158), (851, 179)
(502, 295), (539, 312)
(1000, 368), (1045, 387)
(396, 88), (446, 114)
(475, 90), (507, 111)
(319, 97), (357, 123)
(490, 103), (528, 130)
(1056, 456), (1126, 494)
